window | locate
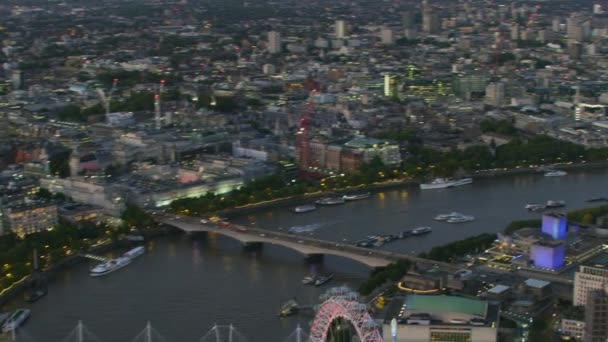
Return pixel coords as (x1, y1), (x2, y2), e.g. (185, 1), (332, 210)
(430, 331), (472, 342)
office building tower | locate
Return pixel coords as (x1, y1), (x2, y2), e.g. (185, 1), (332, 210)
(267, 31), (281, 54)
(484, 82), (505, 107)
(510, 23), (519, 40)
(574, 265), (608, 306)
(381, 27), (394, 45)
(422, 6), (440, 34)
(585, 288), (608, 341)
(335, 20), (346, 39)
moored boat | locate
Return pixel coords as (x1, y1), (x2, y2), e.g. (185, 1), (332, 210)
(277, 299), (298, 317)
(314, 273), (334, 286)
(342, 192), (371, 201)
(525, 204), (546, 212)
(90, 257), (131, 277)
(315, 197), (345, 205)
(544, 170), (567, 177)
(294, 204), (317, 213)
(302, 275), (316, 285)
(2, 309), (30, 332)
(447, 215), (475, 223)
(434, 212), (464, 221)
(546, 200), (566, 208)
(25, 288), (47, 303)
(411, 227), (432, 235)
(123, 246), (145, 259)
(420, 178), (472, 190)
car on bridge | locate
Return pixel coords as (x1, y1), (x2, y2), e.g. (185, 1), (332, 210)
(217, 221), (230, 228)
(234, 226), (248, 233)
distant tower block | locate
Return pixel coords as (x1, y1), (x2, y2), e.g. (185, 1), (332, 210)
(154, 94), (162, 130)
(267, 31), (281, 54)
(541, 213), (567, 240)
(335, 20), (346, 39)
(69, 147), (80, 177)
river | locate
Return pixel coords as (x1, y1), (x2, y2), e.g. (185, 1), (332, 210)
(3, 169), (607, 341)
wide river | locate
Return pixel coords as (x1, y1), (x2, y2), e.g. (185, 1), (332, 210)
(3, 169), (607, 341)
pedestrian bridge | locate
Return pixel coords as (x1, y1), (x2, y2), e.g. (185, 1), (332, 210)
(156, 216), (457, 270)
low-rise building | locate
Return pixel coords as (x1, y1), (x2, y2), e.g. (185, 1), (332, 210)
(384, 294), (498, 342)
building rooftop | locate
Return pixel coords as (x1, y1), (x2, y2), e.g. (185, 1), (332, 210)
(404, 294), (487, 318)
(487, 284), (510, 294)
(344, 137), (392, 149)
(525, 278), (551, 289)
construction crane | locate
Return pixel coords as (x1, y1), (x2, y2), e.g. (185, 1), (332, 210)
(297, 89), (316, 178)
(96, 78), (119, 123)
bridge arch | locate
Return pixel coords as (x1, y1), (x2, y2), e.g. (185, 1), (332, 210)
(309, 288), (383, 342)
(240, 238), (390, 268)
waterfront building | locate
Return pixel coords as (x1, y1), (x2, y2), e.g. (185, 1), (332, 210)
(1, 200), (58, 237)
(530, 240), (565, 270)
(541, 213), (567, 240)
(384, 295), (498, 342)
(344, 137), (402, 166)
(574, 265), (608, 306)
(267, 31), (281, 54)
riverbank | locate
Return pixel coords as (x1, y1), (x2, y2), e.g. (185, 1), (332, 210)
(0, 226), (173, 307)
(215, 160), (608, 219)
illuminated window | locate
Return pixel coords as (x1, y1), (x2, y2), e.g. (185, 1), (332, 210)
(430, 331), (471, 341)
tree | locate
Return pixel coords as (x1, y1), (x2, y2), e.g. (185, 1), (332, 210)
(582, 213), (595, 225)
(49, 150), (71, 178)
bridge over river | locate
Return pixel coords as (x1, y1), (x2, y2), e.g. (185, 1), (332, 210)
(156, 215), (460, 270)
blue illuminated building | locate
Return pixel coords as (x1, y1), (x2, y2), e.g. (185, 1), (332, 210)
(531, 241), (565, 269)
(541, 213), (567, 240)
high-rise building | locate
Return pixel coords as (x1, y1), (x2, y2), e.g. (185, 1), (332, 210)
(574, 265), (608, 306)
(381, 27), (394, 45)
(384, 74), (397, 97)
(484, 82), (505, 107)
(11, 69), (23, 90)
(510, 23), (519, 40)
(335, 20), (346, 39)
(422, 6), (440, 34)
(267, 31), (281, 54)
(585, 288), (608, 341)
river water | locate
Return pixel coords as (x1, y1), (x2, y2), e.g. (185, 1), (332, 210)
(3, 169), (607, 341)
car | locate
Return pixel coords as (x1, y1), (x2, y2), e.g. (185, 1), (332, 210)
(297, 240), (304, 244)
(259, 233), (266, 237)
(217, 221), (230, 228)
(200, 219), (209, 224)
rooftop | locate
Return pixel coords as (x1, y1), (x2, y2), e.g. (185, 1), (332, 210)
(404, 294), (487, 318)
(525, 278), (551, 289)
(344, 137), (393, 149)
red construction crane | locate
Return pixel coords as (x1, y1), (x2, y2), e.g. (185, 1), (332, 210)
(297, 89), (316, 177)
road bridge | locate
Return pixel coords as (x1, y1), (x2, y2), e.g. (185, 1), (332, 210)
(156, 215), (459, 270)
